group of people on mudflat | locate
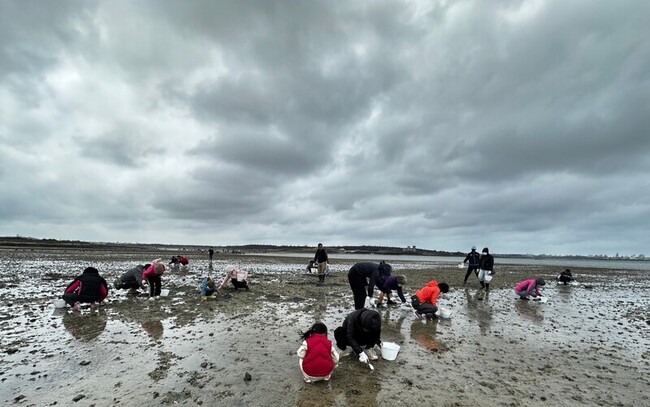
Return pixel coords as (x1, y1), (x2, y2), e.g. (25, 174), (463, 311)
(60, 254), (250, 311)
(59, 243), (576, 384)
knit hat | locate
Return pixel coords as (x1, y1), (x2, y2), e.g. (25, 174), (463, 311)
(482, 247), (489, 254)
(153, 262), (165, 275)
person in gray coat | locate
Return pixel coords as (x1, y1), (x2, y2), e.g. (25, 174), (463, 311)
(114, 264), (150, 293)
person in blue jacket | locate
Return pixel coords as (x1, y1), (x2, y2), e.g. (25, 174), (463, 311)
(200, 276), (217, 297)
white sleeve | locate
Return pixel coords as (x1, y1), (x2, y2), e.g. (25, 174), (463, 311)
(296, 340), (308, 358)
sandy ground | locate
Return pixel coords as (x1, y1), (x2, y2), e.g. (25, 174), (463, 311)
(0, 247), (649, 407)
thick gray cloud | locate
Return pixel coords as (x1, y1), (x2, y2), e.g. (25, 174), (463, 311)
(1, 0), (649, 255)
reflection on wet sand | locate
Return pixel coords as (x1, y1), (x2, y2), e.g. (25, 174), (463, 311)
(62, 310), (108, 341)
(410, 318), (448, 352)
(514, 299), (544, 323)
(464, 289), (493, 335)
(142, 319), (164, 339)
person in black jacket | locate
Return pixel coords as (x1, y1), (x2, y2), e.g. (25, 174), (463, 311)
(348, 262), (382, 309)
(478, 247), (495, 291)
(62, 267), (109, 311)
(313, 243), (329, 284)
(333, 309), (382, 363)
(462, 246), (481, 285)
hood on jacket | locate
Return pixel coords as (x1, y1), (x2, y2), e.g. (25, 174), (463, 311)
(360, 310), (381, 332)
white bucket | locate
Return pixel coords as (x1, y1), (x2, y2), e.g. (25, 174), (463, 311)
(381, 342), (400, 361)
(457, 262), (465, 269)
(160, 289), (170, 297)
(438, 307), (453, 319)
(54, 299), (67, 309)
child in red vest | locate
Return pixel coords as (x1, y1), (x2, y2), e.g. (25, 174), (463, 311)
(296, 322), (339, 383)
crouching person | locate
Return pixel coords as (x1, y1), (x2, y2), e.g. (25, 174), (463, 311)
(411, 280), (449, 319)
(200, 276), (217, 297)
(218, 265), (250, 291)
(333, 309), (382, 363)
(142, 259), (166, 298)
(297, 322), (339, 383)
(62, 267), (109, 311)
(114, 264), (150, 294)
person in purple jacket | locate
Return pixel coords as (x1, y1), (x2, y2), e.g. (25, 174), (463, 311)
(376, 275), (407, 307)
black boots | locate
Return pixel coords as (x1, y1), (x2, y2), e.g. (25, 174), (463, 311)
(318, 274), (325, 284)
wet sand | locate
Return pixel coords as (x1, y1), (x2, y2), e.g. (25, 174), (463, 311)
(1, 248), (649, 406)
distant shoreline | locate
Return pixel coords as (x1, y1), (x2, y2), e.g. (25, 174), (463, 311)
(1, 236), (646, 262)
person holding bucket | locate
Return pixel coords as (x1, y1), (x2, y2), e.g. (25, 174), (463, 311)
(478, 247), (495, 290)
(142, 259), (166, 298)
(333, 309), (382, 363)
(296, 322), (339, 383)
(411, 280), (449, 319)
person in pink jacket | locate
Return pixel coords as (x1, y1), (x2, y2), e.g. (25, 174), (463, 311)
(218, 265), (250, 291)
(296, 322), (339, 383)
(142, 259), (166, 298)
(514, 278), (545, 300)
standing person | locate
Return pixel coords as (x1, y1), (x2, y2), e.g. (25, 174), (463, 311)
(142, 259), (166, 298)
(62, 267), (109, 311)
(376, 275), (407, 307)
(333, 309), (382, 363)
(313, 243), (329, 284)
(556, 269), (575, 285)
(462, 246), (481, 286)
(208, 248), (214, 262)
(411, 280), (450, 319)
(347, 262), (382, 310)
(113, 264), (150, 294)
(218, 265), (250, 291)
(478, 247), (495, 291)
(296, 322), (339, 383)
(514, 278), (546, 300)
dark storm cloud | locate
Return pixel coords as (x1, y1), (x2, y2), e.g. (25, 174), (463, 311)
(1, 0), (650, 255)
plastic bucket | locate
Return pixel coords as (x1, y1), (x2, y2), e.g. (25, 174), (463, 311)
(53, 299), (67, 309)
(160, 289), (170, 297)
(438, 307), (452, 319)
(381, 342), (400, 361)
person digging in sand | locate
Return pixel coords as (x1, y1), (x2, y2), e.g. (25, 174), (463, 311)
(333, 309), (382, 364)
(296, 322), (339, 383)
(62, 266), (109, 311)
(411, 280), (450, 319)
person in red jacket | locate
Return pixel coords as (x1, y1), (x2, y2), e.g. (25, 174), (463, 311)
(411, 280), (449, 319)
(62, 267), (108, 311)
(296, 322), (339, 383)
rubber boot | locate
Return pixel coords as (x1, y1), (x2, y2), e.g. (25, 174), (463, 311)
(485, 283), (490, 291)
(319, 274), (325, 284)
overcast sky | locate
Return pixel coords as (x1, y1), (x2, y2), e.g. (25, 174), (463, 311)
(1, 1), (649, 256)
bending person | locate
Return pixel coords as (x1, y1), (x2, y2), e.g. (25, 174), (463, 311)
(218, 265), (250, 291)
(348, 262), (382, 310)
(514, 278), (545, 300)
(334, 309), (382, 363)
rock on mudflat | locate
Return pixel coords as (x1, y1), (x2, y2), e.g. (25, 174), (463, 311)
(244, 372), (252, 381)
(73, 394), (85, 402)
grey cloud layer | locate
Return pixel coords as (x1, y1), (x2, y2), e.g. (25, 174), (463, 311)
(1, 0), (649, 255)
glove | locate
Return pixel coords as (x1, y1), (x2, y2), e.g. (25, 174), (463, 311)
(367, 297), (377, 307)
(142, 280), (148, 286)
(358, 352), (369, 364)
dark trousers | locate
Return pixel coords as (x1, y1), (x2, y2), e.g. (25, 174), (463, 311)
(118, 276), (139, 290)
(348, 270), (367, 310)
(464, 266), (479, 283)
(147, 275), (161, 297)
(231, 278), (249, 290)
(62, 293), (98, 307)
